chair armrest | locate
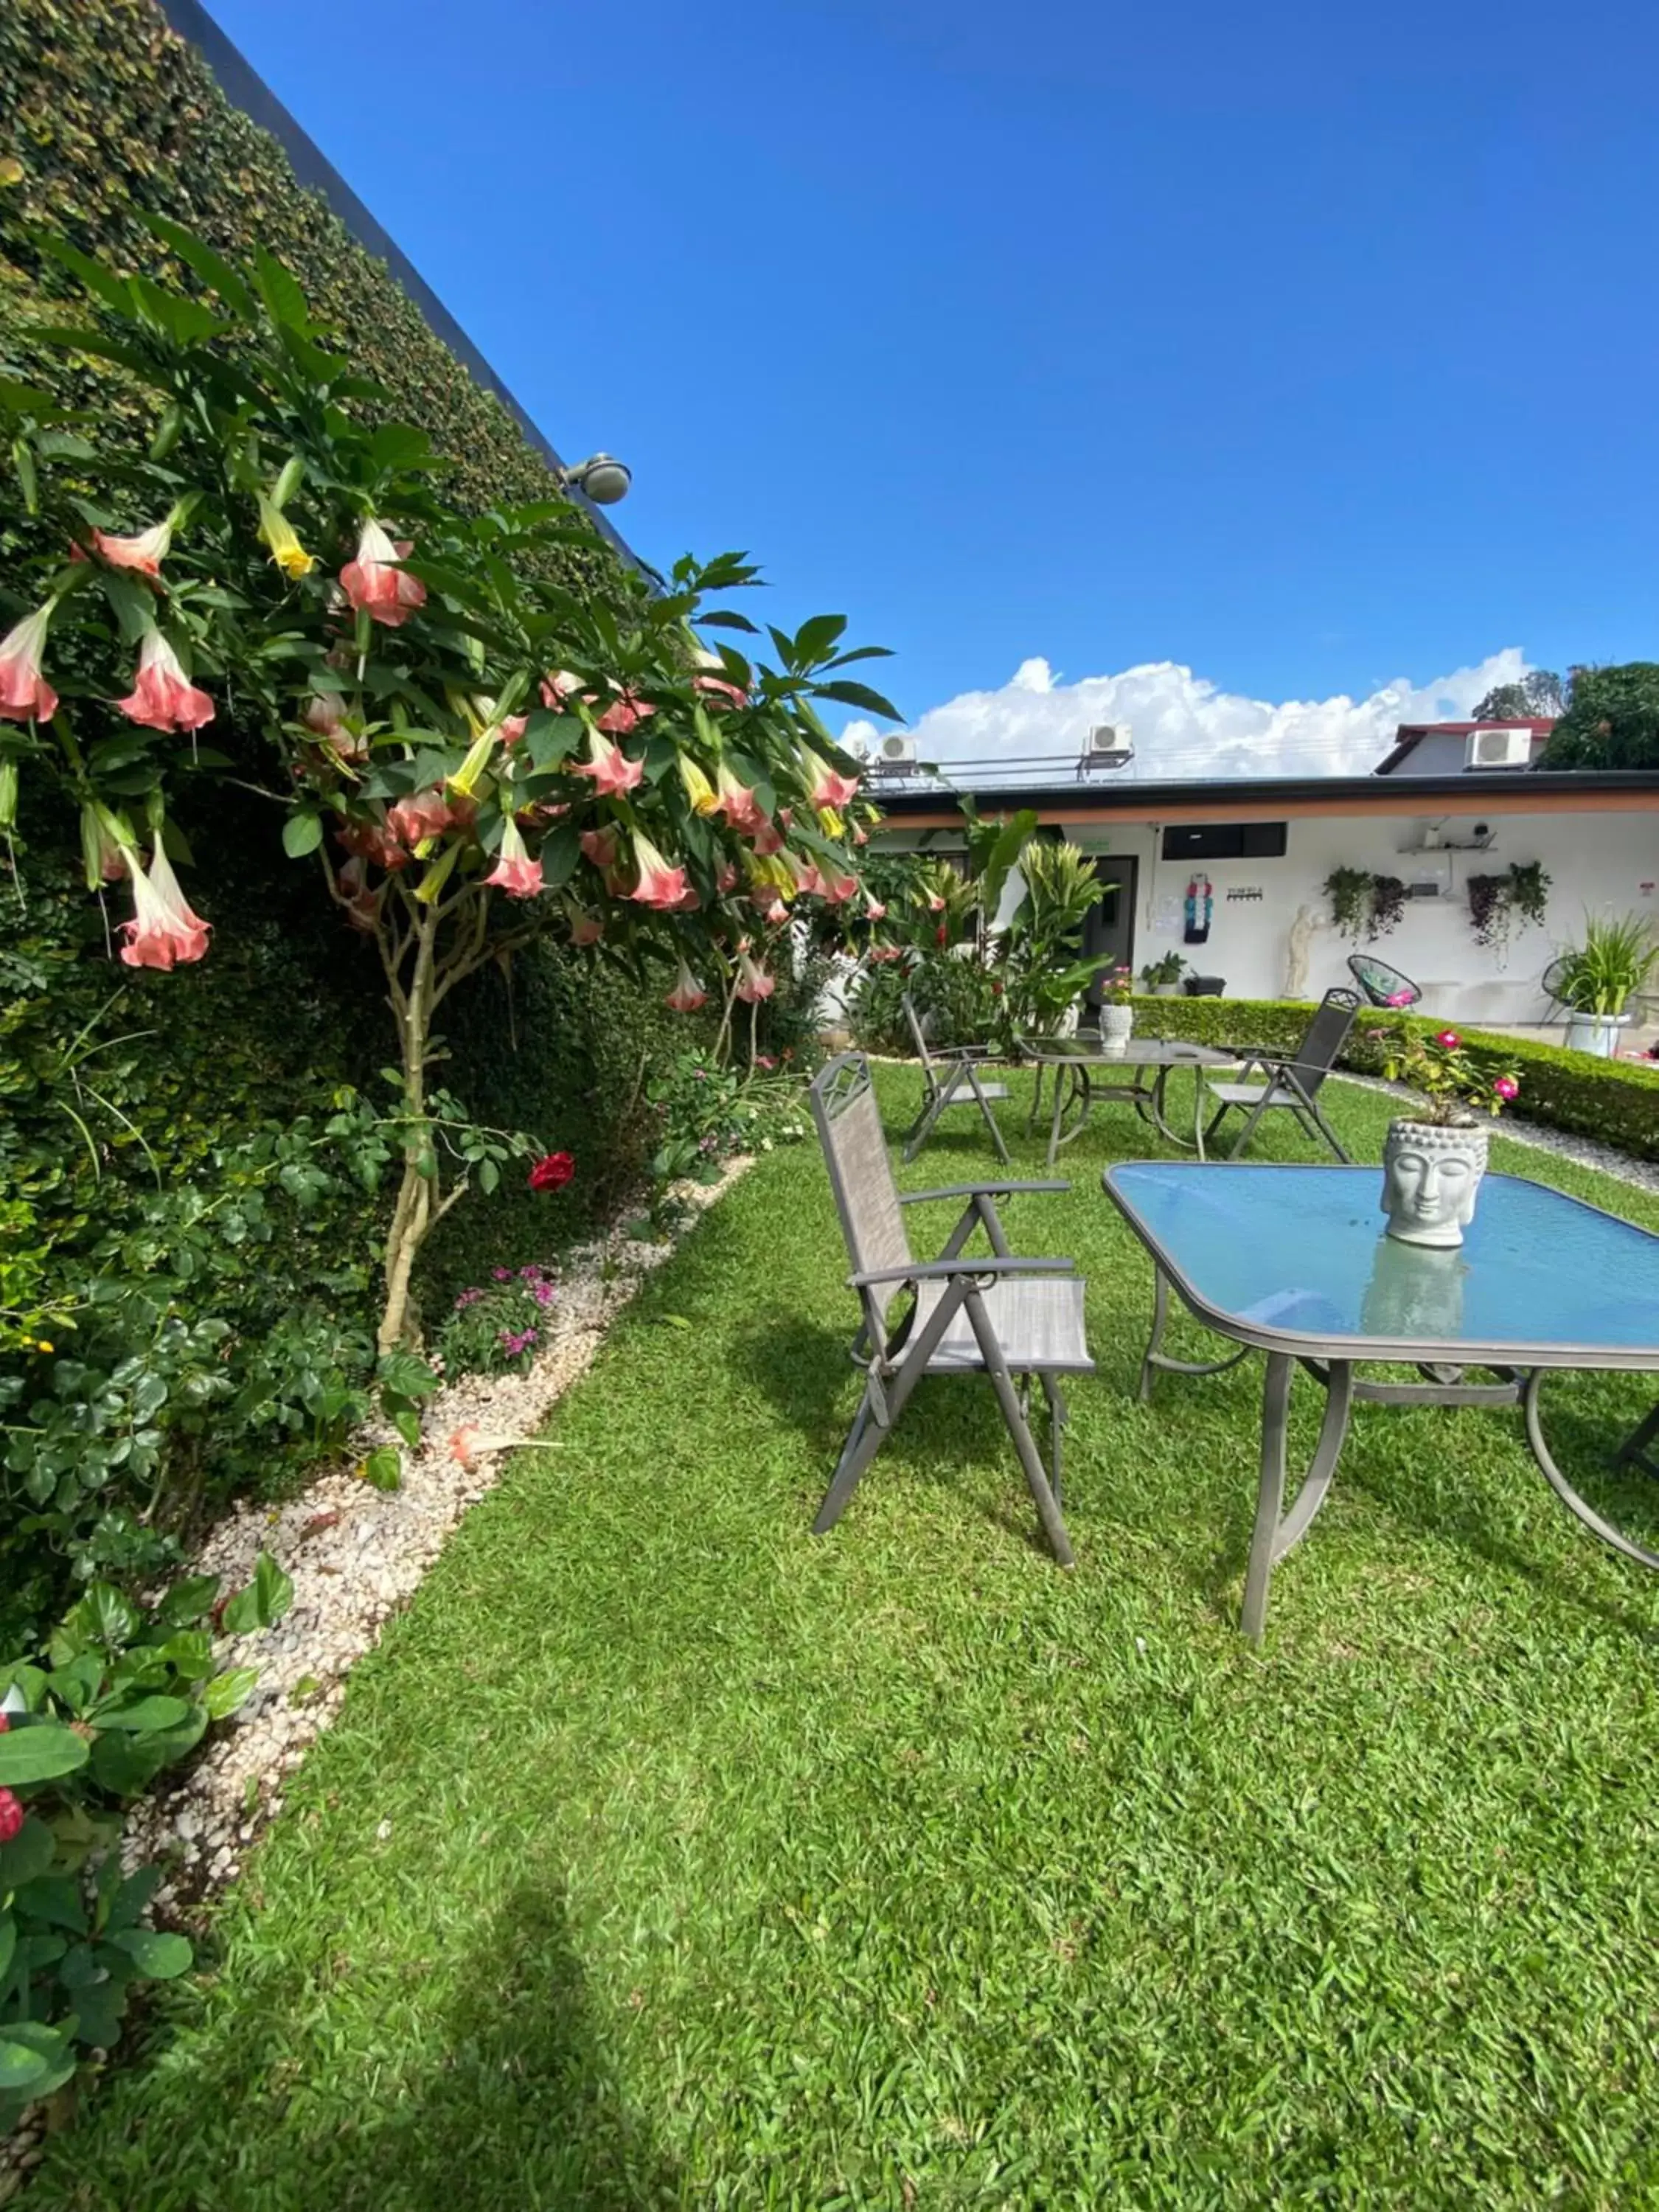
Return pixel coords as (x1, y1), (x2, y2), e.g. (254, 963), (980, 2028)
(932, 1043), (999, 1062)
(849, 1256), (1078, 1288)
(900, 1180), (1070, 1203)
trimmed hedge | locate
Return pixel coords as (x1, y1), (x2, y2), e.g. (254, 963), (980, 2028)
(1130, 995), (1659, 1162)
(1, 0), (622, 597)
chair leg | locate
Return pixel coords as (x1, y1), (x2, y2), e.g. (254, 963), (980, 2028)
(1307, 1097), (1352, 1164)
(964, 1063), (1012, 1166)
(812, 1378), (888, 1533)
(1041, 1374), (1068, 1509)
(1226, 1093), (1275, 1161)
(902, 1078), (950, 1164)
(1203, 1099), (1232, 1154)
(962, 1290), (1074, 1566)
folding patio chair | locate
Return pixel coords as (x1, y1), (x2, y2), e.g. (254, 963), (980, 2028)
(1346, 951), (1422, 1009)
(808, 1052), (1093, 1564)
(900, 992), (1011, 1166)
(1200, 987), (1362, 1162)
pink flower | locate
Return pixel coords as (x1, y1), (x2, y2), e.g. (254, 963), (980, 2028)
(628, 830), (688, 909)
(340, 519), (427, 627)
(386, 788), (457, 849)
(119, 841), (211, 970)
(569, 909), (605, 945)
(92, 515), (173, 575)
(595, 688), (655, 736)
(801, 745), (860, 810)
(821, 869), (859, 904)
(1494, 1074), (1520, 1102)
(753, 894), (789, 925)
(863, 894), (887, 921)
(116, 630), (215, 733)
(735, 949), (775, 1002)
(791, 855), (827, 897)
(715, 861), (740, 894)
(0, 1790), (21, 1846)
(664, 959), (708, 1012)
(714, 762), (767, 836)
(579, 826), (619, 869)
(926, 893), (945, 913)
(1385, 989), (1414, 1008)
(338, 815), (410, 872)
(755, 1053), (776, 1071)
(540, 669), (582, 710)
(0, 605), (59, 724)
(571, 729), (644, 796)
(695, 672), (748, 710)
(749, 816), (786, 857)
(303, 691), (347, 737)
(1435, 1029), (1461, 1050)
(484, 815), (543, 898)
(336, 856), (380, 933)
(498, 714), (529, 746)
(448, 1425), (481, 1470)
(867, 942), (905, 964)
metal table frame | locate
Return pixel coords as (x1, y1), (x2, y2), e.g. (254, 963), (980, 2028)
(1104, 1163), (1659, 1641)
(1023, 1041), (1240, 1168)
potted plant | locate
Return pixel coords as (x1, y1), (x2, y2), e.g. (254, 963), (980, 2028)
(1099, 966), (1135, 1054)
(1554, 914), (1658, 1057)
(1374, 1023), (1520, 1247)
(1139, 950), (1186, 997)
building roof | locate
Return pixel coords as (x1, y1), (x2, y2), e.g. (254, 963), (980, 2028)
(1373, 719), (1557, 776)
(870, 768), (1659, 835)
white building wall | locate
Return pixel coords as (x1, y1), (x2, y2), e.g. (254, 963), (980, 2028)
(1056, 809), (1659, 1024)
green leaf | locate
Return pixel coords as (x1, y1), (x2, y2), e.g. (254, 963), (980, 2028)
(698, 611), (760, 634)
(540, 821), (580, 890)
(155, 1574), (221, 1628)
(811, 679), (902, 720)
(100, 1865), (160, 1937)
(220, 1553), (295, 1636)
(74, 1582), (141, 1652)
(792, 613), (849, 667)
(0, 2036), (52, 2094)
(139, 214), (257, 318)
(35, 235), (134, 316)
(15, 1876), (86, 1935)
(201, 1667), (258, 1722)
(361, 1446), (402, 1493)
(89, 1694), (193, 1733)
(0, 1818), (54, 1894)
(99, 568), (159, 646)
(0, 1725), (90, 1787)
(0, 1914), (14, 1987)
(11, 437), (37, 515)
(110, 1927), (192, 1980)
(251, 247), (311, 333)
(88, 1714), (205, 1798)
(128, 279), (226, 349)
(69, 1980), (127, 2051)
(377, 1350), (439, 1401)
(366, 422), (433, 470)
(282, 810), (324, 859)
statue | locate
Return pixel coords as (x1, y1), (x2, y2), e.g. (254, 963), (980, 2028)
(1360, 1235), (1467, 1338)
(1283, 904), (1321, 999)
(1379, 1124), (1488, 1248)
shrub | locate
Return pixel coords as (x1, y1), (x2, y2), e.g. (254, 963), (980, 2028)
(435, 1265), (560, 1381)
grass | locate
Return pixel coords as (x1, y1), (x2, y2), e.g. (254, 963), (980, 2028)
(30, 1070), (1659, 2211)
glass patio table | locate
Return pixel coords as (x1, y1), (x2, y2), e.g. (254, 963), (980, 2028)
(1104, 1161), (1659, 1639)
(1023, 1038), (1241, 1167)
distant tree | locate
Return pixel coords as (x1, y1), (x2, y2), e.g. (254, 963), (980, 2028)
(1538, 664), (1659, 769)
(1470, 669), (1566, 720)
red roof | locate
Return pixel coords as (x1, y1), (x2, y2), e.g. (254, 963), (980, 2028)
(1376, 717), (1557, 775)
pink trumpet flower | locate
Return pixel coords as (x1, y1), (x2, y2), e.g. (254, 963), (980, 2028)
(571, 729), (644, 796)
(540, 669), (583, 710)
(792, 855), (827, 897)
(866, 942), (905, 964)
(303, 691), (347, 737)
(92, 515), (173, 575)
(569, 908), (605, 946)
(822, 870), (860, 903)
(734, 949), (775, 1002)
(802, 746), (860, 810)
(749, 815), (785, 856)
(579, 827), (619, 869)
(664, 959), (709, 1012)
(340, 519), (427, 627)
(595, 688), (655, 736)
(863, 893), (887, 921)
(715, 861), (740, 894)
(0, 605), (59, 723)
(714, 762), (766, 835)
(628, 830), (688, 910)
(336, 856), (381, 933)
(386, 788), (459, 849)
(694, 672), (748, 709)
(119, 841), (211, 970)
(484, 815), (543, 898)
(116, 631), (215, 733)
(337, 815), (410, 873)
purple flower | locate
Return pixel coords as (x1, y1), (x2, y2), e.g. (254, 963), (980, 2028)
(493, 1267), (511, 1282)
(532, 1281), (557, 1307)
(454, 1287), (485, 1310)
(520, 1265), (543, 1281)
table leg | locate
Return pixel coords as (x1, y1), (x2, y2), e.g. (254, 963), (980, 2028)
(1523, 1372), (1659, 1572)
(1242, 1354), (1353, 1641)
(1138, 1266), (1251, 1402)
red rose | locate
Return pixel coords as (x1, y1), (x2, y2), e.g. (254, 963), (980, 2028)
(0, 1789), (22, 1844)
(528, 1151), (575, 1193)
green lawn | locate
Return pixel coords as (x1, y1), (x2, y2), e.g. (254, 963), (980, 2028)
(32, 1071), (1659, 2211)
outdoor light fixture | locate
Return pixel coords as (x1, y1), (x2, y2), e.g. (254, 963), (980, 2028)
(559, 452), (633, 505)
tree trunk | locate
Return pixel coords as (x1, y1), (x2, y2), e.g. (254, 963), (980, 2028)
(377, 902), (441, 1353)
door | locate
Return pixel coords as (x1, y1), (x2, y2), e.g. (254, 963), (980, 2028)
(1082, 857), (1137, 1007)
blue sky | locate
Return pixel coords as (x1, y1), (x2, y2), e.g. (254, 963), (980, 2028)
(210, 0), (1659, 774)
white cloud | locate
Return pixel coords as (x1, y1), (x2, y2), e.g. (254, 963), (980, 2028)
(839, 647), (1534, 782)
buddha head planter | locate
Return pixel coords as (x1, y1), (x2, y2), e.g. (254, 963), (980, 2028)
(1380, 1120), (1489, 1248)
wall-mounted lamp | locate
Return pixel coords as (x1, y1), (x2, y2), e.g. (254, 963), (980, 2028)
(559, 452), (633, 505)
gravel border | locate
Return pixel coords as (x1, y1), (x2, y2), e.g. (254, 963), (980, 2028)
(1334, 1073), (1659, 1197)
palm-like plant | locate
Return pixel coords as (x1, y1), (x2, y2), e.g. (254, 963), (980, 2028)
(1555, 914), (1658, 1018)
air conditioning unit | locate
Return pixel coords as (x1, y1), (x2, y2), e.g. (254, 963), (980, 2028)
(1085, 723), (1133, 765)
(1465, 726), (1533, 771)
(877, 733), (917, 765)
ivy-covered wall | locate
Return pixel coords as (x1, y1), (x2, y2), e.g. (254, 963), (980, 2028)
(0, 0), (624, 595)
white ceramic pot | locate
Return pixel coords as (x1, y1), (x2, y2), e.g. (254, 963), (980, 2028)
(1153, 983), (1182, 998)
(1099, 1002), (1134, 1055)
(1380, 1119), (1489, 1249)
(1564, 1012), (1630, 1059)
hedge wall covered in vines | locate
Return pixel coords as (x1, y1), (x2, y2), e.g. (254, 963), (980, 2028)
(0, 0), (622, 596)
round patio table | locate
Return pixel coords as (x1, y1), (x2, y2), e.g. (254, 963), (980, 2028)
(1021, 1037), (1241, 1167)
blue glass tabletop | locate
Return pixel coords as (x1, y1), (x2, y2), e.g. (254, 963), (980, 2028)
(1105, 1164), (1659, 1362)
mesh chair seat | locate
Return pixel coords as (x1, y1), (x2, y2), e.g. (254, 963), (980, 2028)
(905, 1275), (1092, 1374)
(1346, 952), (1422, 1009)
(1205, 1079), (1300, 1109)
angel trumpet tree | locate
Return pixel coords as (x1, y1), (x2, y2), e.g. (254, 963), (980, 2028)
(1, 219), (900, 1348)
